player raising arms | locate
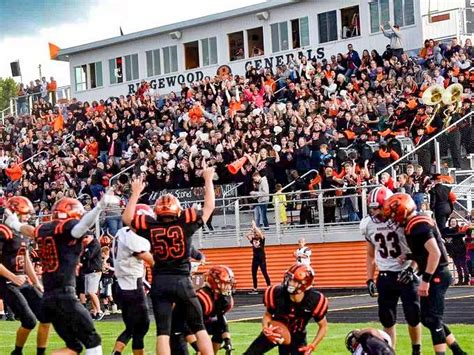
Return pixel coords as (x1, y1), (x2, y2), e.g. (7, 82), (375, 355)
(0, 197), (50, 355)
(5, 192), (116, 355)
(244, 264), (328, 355)
(361, 187), (422, 354)
(383, 193), (467, 355)
(111, 204), (155, 355)
(122, 161), (216, 355)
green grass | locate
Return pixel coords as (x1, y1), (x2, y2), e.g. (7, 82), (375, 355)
(0, 321), (473, 354)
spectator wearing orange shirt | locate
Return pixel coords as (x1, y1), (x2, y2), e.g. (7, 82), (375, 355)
(47, 76), (57, 105)
(87, 137), (99, 158)
(5, 160), (23, 192)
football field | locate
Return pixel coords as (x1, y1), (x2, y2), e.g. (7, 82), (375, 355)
(1, 287), (473, 354)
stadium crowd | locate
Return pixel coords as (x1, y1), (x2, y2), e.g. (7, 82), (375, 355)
(0, 38), (473, 223)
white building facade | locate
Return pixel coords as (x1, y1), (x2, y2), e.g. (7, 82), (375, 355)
(56, 0), (471, 102)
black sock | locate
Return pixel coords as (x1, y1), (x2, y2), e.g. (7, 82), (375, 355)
(190, 341), (199, 351)
(449, 341), (465, 354)
(435, 352), (445, 355)
(11, 346), (23, 355)
(113, 351), (121, 355)
(37, 348), (46, 355)
(411, 344), (421, 354)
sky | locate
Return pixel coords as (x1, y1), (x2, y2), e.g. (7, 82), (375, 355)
(0, 0), (263, 87)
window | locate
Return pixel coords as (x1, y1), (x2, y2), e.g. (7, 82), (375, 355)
(109, 57), (123, 84)
(318, 11), (337, 43)
(146, 49), (161, 77)
(74, 62), (103, 91)
(163, 46), (178, 74)
(271, 22), (289, 53)
(228, 31), (245, 61)
(341, 6), (360, 39)
(369, 0), (390, 33)
(201, 37), (218, 66)
(88, 62), (103, 89)
(247, 27), (264, 57)
(74, 65), (87, 92)
(124, 54), (139, 81)
(291, 17), (309, 49)
(184, 41), (199, 70)
(394, 0), (415, 27)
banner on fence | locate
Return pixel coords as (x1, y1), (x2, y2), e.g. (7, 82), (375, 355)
(148, 183), (240, 209)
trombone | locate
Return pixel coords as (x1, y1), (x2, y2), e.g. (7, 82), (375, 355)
(441, 83), (463, 129)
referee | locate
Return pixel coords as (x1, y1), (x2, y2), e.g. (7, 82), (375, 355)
(111, 213), (154, 355)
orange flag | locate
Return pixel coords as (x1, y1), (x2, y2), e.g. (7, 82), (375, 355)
(53, 113), (64, 131)
(49, 42), (60, 59)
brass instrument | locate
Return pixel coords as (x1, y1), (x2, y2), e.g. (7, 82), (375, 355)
(441, 83), (463, 129)
(421, 84), (444, 128)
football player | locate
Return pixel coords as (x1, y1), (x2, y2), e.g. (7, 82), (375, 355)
(361, 187), (421, 354)
(0, 196), (50, 355)
(122, 162), (216, 355)
(5, 192), (116, 355)
(383, 193), (467, 355)
(345, 328), (395, 355)
(111, 204), (155, 355)
(244, 264), (328, 355)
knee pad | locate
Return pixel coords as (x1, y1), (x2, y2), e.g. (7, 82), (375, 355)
(379, 309), (396, 328)
(83, 332), (101, 349)
(131, 337), (145, 350)
(422, 316), (446, 345)
(20, 315), (37, 330)
(406, 311), (421, 327)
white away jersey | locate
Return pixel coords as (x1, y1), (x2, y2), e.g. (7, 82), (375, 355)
(353, 329), (392, 355)
(112, 227), (150, 290)
(295, 246), (312, 265)
(360, 216), (410, 272)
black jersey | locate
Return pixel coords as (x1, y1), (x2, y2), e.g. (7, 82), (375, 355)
(0, 224), (29, 277)
(405, 215), (449, 273)
(34, 218), (81, 292)
(131, 207), (203, 276)
(263, 285), (328, 335)
(196, 286), (234, 326)
(250, 236), (265, 259)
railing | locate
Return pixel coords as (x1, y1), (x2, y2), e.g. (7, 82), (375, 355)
(375, 111), (474, 179)
(10, 85), (71, 116)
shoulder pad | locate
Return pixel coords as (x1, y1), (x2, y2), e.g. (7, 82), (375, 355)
(0, 224), (13, 241)
(405, 215), (434, 235)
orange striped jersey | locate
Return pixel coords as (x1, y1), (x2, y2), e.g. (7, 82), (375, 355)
(196, 286), (233, 332)
(34, 218), (81, 292)
(0, 224), (29, 277)
(263, 285), (328, 334)
(131, 207), (203, 276)
(404, 214), (449, 273)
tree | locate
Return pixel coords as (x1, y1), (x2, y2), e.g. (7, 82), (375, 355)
(0, 77), (19, 112)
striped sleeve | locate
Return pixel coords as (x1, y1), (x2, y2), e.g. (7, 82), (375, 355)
(263, 285), (277, 312)
(405, 215), (434, 236)
(131, 215), (147, 231)
(197, 289), (214, 317)
(0, 224), (13, 241)
(312, 293), (329, 321)
(184, 208), (198, 224)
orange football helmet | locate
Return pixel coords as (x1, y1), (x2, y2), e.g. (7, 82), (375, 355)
(6, 196), (35, 215)
(52, 197), (85, 219)
(284, 264), (315, 294)
(367, 186), (393, 209)
(206, 265), (236, 296)
(383, 193), (417, 224)
(135, 204), (154, 217)
(154, 194), (182, 218)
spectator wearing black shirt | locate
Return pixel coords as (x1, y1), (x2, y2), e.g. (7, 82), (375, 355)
(246, 221), (271, 294)
(81, 235), (104, 320)
(429, 174), (456, 230)
(442, 218), (470, 285)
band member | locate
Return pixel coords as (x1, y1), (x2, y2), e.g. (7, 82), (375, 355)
(5, 192), (116, 355)
(0, 196), (50, 355)
(345, 328), (395, 355)
(361, 187), (421, 354)
(122, 162), (215, 355)
(111, 204), (155, 355)
(383, 193), (467, 355)
(244, 264), (328, 354)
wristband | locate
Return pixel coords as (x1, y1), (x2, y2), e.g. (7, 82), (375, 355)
(422, 272), (433, 283)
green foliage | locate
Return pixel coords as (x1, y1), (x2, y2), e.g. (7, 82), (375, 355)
(0, 77), (18, 112)
(0, 321), (473, 354)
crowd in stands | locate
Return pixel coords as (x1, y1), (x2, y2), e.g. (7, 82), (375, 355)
(0, 37), (473, 228)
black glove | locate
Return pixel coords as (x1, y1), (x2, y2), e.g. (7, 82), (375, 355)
(398, 266), (416, 284)
(366, 279), (378, 297)
(222, 338), (233, 354)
